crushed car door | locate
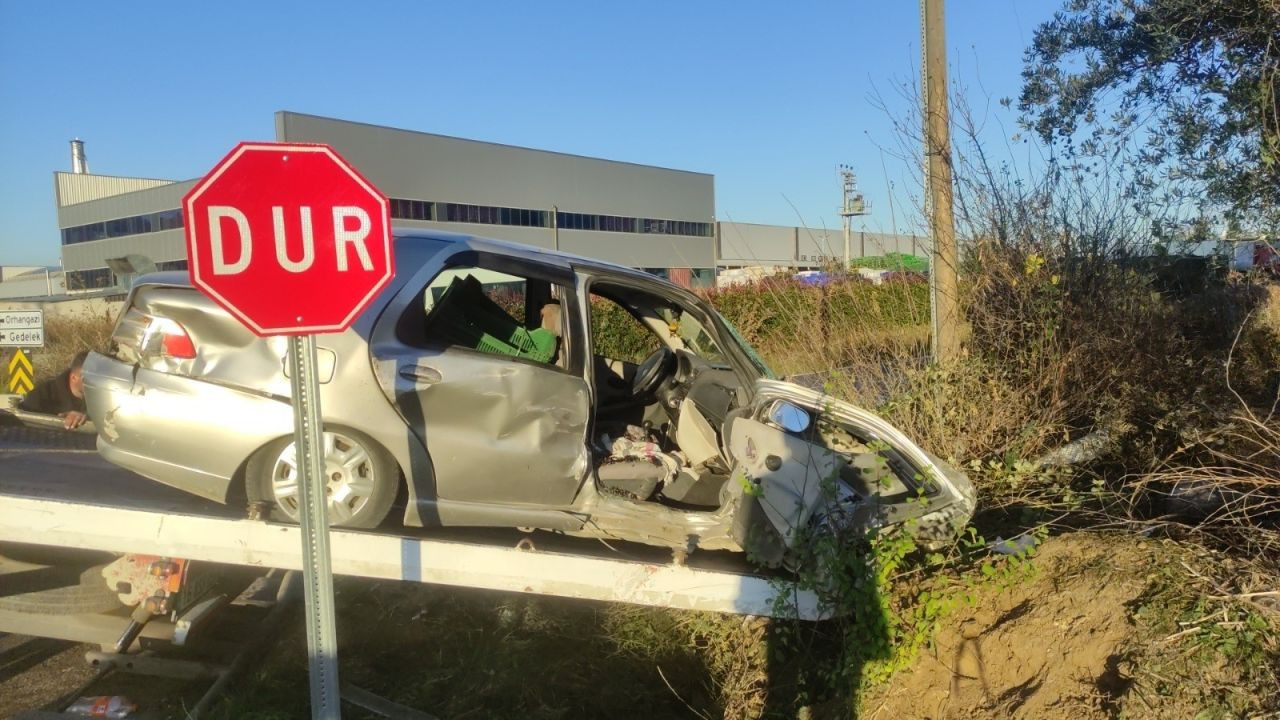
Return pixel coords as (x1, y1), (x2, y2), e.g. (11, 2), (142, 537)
(726, 379), (976, 559)
(379, 261), (592, 509)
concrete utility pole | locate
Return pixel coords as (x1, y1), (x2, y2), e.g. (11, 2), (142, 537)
(922, 0), (960, 363)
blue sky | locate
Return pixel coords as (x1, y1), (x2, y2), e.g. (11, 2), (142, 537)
(0, 1), (1058, 267)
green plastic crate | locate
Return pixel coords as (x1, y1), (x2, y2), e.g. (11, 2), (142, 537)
(426, 275), (558, 363)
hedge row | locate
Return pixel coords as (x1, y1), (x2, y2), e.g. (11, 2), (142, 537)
(703, 276), (929, 348)
(591, 276), (930, 363)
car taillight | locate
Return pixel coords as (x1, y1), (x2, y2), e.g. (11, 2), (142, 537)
(124, 315), (198, 362)
(148, 317), (197, 359)
(161, 325), (197, 359)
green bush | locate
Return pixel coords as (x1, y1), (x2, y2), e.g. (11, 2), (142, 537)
(705, 276), (928, 348)
(589, 276), (930, 369)
(589, 296), (662, 365)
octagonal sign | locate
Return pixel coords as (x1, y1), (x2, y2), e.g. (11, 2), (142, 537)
(183, 142), (394, 336)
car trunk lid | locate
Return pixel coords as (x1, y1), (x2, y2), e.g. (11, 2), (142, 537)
(108, 281), (294, 397)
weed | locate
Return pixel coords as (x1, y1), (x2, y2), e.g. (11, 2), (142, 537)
(1120, 547), (1280, 718)
(206, 581), (768, 719)
(23, 309), (116, 383)
(758, 520), (1046, 717)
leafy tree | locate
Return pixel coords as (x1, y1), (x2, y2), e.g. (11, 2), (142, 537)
(1020, 0), (1280, 223)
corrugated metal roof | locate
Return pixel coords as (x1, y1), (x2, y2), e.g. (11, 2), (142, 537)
(54, 172), (176, 207)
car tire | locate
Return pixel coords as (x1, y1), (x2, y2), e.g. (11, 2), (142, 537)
(244, 426), (399, 530)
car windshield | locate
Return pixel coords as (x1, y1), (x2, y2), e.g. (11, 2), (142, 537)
(716, 312), (776, 379)
(656, 306), (729, 366)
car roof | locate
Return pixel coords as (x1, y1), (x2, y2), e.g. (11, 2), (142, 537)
(392, 228), (663, 283)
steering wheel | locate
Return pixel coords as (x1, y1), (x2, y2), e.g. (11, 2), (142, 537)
(632, 347), (674, 397)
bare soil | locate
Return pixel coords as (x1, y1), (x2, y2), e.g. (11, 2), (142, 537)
(863, 533), (1278, 720)
(0, 634), (206, 718)
(0, 635), (95, 717)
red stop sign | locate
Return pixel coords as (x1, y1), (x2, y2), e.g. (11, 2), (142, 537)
(182, 142), (394, 336)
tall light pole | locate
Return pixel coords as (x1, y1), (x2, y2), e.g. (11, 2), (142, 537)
(838, 165), (869, 268)
(922, 0), (960, 363)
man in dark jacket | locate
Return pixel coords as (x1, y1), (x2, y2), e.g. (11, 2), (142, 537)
(18, 350), (88, 429)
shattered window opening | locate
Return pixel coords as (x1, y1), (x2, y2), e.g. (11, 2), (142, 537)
(417, 266), (566, 367)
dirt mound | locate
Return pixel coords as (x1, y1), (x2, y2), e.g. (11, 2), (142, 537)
(866, 534), (1152, 719)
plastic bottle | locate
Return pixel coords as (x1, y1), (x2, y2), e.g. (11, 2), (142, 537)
(66, 696), (137, 718)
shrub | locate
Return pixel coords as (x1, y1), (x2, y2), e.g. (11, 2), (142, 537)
(810, 86), (1280, 527)
(588, 296), (663, 365)
(30, 310), (116, 384)
(704, 275), (930, 381)
(588, 275), (931, 376)
(704, 275), (928, 350)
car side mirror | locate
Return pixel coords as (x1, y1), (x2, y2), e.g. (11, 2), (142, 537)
(767, 400), (811, 434)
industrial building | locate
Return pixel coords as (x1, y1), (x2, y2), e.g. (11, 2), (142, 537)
(46, 112), (927, 295)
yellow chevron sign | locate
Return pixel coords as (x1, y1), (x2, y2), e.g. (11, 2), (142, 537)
(7, 349), (33, 394)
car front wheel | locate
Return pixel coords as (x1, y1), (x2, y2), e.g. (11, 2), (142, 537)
(245, 427), (398, 529)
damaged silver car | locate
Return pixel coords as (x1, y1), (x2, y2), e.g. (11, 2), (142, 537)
(83, 231), (974, 565)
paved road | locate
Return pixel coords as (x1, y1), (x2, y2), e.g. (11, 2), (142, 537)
(0, 415), (232, 517)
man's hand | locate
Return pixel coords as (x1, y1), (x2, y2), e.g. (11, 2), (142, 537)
(61, 411), (87, 430)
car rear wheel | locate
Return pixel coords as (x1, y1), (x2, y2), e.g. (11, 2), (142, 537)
(245, 427), (398, 529)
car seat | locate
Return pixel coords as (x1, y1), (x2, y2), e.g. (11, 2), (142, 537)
(596, 430), (682, 501)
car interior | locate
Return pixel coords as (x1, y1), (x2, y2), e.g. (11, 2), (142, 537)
(586, 282), (747, 510)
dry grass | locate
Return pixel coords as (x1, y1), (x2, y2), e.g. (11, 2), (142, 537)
(705, 271), (929, 382)
(209, 582), (772, 720)
(29, 311), (116, 384)
(754, 323), (929, 385)
(1125, 289), (1280, 565)
(1132, 408), (1280, 564)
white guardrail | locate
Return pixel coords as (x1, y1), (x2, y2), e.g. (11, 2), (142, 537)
(0, 495), (829, 621)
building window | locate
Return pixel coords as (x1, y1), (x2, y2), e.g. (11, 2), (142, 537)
(641, 218), (712, 237)
(443, 203), (547, 228)
(556, 212), (605, 231)
(155, 260), (188, 272)
(156, 209), (183, 230)
(554, 212), (708, 237)
(61, 208), (186, 246)
(690, 268), (715, 288)
(66, 268), (115, 291)
(390, 198), (434, 221)
(61, 201), (712, 249)
(603, 215), (637, 233)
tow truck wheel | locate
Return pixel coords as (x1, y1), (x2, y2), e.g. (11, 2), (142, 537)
(0, 561), (121, 615)
(245, 427), (398, 529)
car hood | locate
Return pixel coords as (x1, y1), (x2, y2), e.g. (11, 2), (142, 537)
(727, 378), (976, 558)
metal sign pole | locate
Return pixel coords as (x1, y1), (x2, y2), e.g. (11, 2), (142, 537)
(287, 334), (341, 719)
